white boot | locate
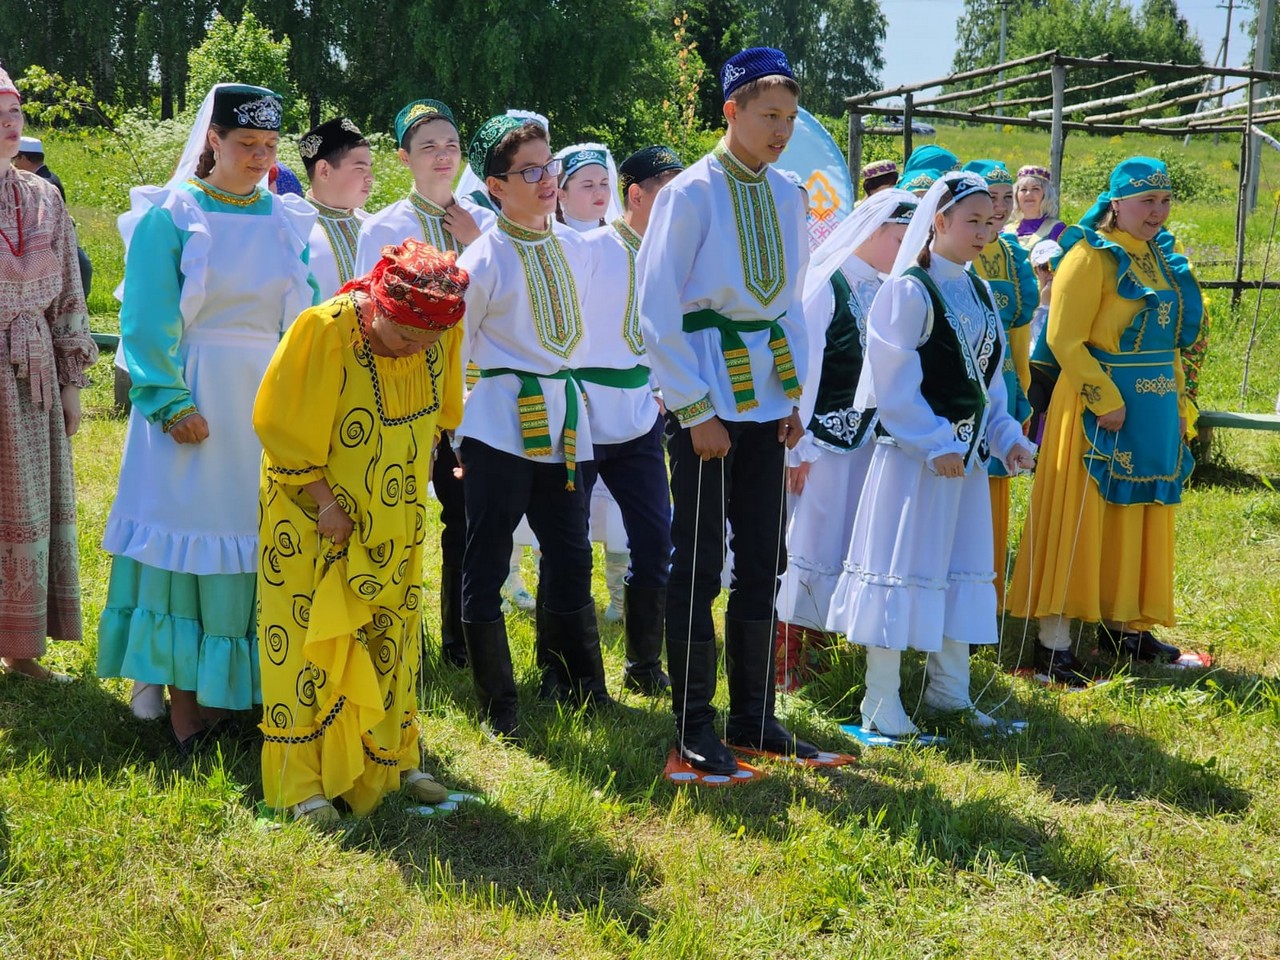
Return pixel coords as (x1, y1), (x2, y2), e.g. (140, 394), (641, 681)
(501, 547), (536, 612)
(923, 638), (995, 726)
(860, 646), (919, 737)
(130, 681), (166, 720)
(603, 550), (628, 623)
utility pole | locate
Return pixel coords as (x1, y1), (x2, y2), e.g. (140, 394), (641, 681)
(1249, 0), (1275, 210)
(996, 1), (1010, 118)
(1216, 0), (1235, 146)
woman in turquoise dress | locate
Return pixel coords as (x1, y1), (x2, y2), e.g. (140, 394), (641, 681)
(98, 83), (319, 753)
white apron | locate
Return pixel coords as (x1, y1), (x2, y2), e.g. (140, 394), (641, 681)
(104, 205), (311, 576)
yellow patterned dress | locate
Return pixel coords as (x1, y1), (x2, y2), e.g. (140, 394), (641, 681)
(254, 294), (461, 815)
(1008, 228), (1197, 630)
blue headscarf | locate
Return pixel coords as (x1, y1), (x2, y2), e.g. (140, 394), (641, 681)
(1079, 156), (1172, 230)
(898, 145), (959, 192)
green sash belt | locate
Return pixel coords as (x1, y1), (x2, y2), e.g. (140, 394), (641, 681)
(682, 309), (802, 412)
(574, 364), (651, 389)
(480, 367), (584, 491)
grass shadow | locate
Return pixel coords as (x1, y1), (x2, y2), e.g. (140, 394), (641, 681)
(334, 758), (661, 935)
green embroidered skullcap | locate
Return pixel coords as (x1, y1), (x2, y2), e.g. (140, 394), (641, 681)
(395, 99), (456, 147)
(468, 114), (526, 180)
(1080, 156), (1172, 230)
(962, 159), (1014, 185)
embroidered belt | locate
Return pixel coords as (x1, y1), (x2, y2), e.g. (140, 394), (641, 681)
(681, 309), (801, 412)
(479, 367), (585, 490)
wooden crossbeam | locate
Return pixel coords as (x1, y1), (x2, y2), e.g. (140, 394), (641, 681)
(970, 70), (1148, 113)
(845, 50), (1058, 105)
(1052, 53), (1280, 84)
(1029, 73), (1211, 119)
(1085, 80), (1249, 123)
(914, 67), (1054, 108)
(855, 103), (1247, 136)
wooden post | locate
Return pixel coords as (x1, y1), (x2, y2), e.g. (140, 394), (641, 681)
(902, 93), (915, 164)
(1049, 63), (1066, 196)
(848, 112), (864, 201)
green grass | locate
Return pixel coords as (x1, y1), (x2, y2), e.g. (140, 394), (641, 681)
(3, 126), (1280, 959)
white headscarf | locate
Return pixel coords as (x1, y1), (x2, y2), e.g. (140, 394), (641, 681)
(889, 170), (991, 277)
(554, 142), (622, 224)
(803, 188), (918, 303)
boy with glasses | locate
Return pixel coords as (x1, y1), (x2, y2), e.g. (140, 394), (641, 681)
(453, 117), (609, 739)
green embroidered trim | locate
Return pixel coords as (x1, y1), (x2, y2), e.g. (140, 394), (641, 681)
(309, 199), (362, 286)
(503, 224), (583, 358)
(611, 217), (642, 253)
(713, 142), (786, 308)
(409, 190), (462, 254)
(610, 219), (644, 355)
(497, 214), (551, 242)
(674, 394), (713, 425)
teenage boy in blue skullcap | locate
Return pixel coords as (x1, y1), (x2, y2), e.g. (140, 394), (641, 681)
(638, 46), (825, 774)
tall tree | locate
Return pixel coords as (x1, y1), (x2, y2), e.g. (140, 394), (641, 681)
(951, 0), (1048, 75)
(748, 0), (887, 115)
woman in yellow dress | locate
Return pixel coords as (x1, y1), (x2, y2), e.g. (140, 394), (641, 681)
(1008, 157), (1202, 685)
(254, 239), (467, 822)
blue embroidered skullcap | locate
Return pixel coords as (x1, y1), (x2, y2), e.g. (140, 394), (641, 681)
(1079, 156), (1173, 230)
(898, 145), (959, 188)
(559, 147), (608, 185)
(721, 46), (795, 101)
(272, 162), (303, 197)
(962, 159), (1014, 185)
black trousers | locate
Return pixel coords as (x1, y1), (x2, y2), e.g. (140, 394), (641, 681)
(664, 415), (787, 646)
(460, 439), (592, 623)
(432, 432), (466, 569)
(578, 414), (672, 590)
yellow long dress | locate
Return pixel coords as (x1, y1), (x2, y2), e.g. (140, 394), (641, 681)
(1008, 228), (1192, 630)
(254, 295), (462, 815)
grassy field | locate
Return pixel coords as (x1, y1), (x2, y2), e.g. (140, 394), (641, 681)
(2, 124), (1280, 958)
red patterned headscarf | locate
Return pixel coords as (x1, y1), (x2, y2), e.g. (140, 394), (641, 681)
(340, 238), (469, 331)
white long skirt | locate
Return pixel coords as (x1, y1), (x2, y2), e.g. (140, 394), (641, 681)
(826, 440), (998, 652)
(776, 444), (874, 630)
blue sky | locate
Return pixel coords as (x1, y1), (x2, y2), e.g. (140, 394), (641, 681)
(880, 0), (1255, 92)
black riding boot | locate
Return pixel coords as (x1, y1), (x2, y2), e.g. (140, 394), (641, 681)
(463, 618), (519, 738)
(544, 602), (614, 709)
(439, 565), (468, 667)
(622, 584), (670, 696)
(667, 637), (737, 774)
(723, 618), (820, 758)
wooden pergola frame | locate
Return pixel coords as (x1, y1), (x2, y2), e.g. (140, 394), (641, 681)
(845, 50), (1280, 302)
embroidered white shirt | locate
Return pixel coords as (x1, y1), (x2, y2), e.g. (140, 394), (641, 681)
(355, 191), (495, 275)
(637, 146), (810, 427)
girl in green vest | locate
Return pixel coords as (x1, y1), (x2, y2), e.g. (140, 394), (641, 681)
(827, 171), (1037, 736)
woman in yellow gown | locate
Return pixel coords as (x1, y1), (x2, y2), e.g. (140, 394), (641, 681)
(1008, 157), (1202, 685)
(254, 239), (467, 822)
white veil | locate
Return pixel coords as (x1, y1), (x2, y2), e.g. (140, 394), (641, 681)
(889, 170), (990, 277)
(554, 142), (622, 223)
(166, 83), (230, 189)
(802, 187), (918, 303)
(455, 108), (551, 205)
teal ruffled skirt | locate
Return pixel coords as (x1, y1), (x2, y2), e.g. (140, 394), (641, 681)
(97, 557), (261, 710)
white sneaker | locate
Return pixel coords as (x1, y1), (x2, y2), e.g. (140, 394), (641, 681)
(130, 681), (166, 720)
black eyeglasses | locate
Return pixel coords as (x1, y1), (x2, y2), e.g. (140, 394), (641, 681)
(494, 158), (563, 184)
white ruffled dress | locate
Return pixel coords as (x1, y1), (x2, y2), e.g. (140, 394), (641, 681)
(97, 181), (317, 709)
